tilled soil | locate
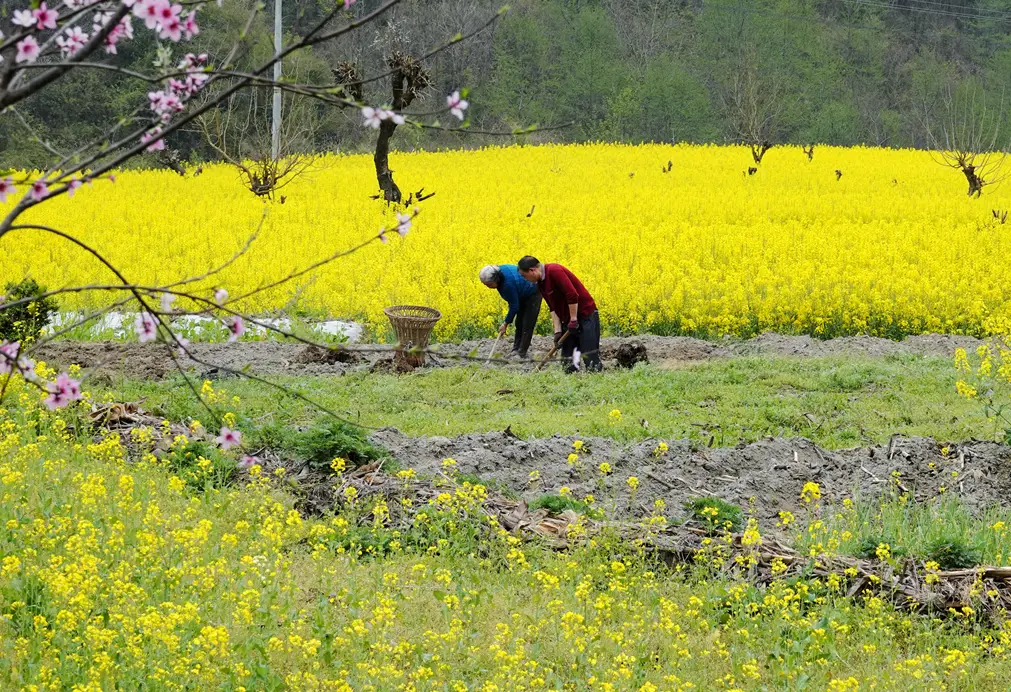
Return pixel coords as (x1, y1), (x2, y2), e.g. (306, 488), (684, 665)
(34, 332), (984, 380)
(369, 429), (1011, 522)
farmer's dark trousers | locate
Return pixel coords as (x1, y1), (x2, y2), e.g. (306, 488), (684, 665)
(562, 310), (602, 372)
(513, 292), (541, 357)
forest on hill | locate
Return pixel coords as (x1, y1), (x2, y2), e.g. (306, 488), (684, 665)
(2, 0), (1011, 168)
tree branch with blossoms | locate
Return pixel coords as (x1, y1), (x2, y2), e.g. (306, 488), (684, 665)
(0, 0), (573, 476)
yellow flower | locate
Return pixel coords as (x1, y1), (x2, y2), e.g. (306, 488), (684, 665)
(598, 462), (612, 475)
(956, 380), (977, 399)
(608, 409), (622, 423)
(800, 481), (821, 503)
(626, 476), (639, 491)
(572, 440), (583, 451)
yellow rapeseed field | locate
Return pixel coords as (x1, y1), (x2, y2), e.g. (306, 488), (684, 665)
(5, 143), (1011, 340)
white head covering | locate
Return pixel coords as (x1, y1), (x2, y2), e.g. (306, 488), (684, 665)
(479, 265), (500, 284)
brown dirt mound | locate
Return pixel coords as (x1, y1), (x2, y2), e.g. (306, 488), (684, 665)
(615, 341), (649, 368)
(293, 345), (361, 365)
(369, 430), (1011, 523)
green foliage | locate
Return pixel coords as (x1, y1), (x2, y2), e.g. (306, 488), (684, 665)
(529, 493), (601, 519)
(925, 538), (982, 570)
(686, 496), (743, 534)
(0, 279), (58, 346)
(10, 0), (1011, 167)
(259, 418), (385, 471)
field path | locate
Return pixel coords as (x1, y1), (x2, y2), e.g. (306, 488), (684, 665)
(35, 333), (982, 380)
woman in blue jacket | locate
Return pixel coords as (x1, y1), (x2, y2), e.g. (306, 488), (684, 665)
(479, 264), (542, 359)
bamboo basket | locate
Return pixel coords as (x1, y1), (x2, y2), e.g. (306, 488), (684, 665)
(383, 305), (441, 366)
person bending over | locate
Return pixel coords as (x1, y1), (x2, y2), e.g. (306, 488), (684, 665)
(517, 256), (602, 372)
(479, 263), (542, 359)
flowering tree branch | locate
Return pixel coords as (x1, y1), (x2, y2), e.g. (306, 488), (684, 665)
(0, 0), (541, 462)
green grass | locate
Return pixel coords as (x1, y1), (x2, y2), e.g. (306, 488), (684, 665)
(109, 354), (988, 448)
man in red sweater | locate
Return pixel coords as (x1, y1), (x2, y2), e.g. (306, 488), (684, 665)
(518, 255), (602, 372)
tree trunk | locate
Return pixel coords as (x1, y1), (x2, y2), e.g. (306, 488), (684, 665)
(374, 120), (401, 203)
(963, 165), (983, 198)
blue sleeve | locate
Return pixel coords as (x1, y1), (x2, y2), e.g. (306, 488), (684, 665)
(498, 277), (520, 324)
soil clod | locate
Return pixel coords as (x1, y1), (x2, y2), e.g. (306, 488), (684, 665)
(615, 341), (648, 368)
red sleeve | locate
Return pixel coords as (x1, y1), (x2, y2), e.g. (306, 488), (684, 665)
(556, 267), (579, 305)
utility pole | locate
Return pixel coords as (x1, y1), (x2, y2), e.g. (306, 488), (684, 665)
(271, 0), (282, 160)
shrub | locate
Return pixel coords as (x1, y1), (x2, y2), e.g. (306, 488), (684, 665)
(0, 279), (58, 345)
(685, 496), (743, 534)
(529, 494), (602, 519)
(261, 418), (385, 471)
(925, 537), (981, 570)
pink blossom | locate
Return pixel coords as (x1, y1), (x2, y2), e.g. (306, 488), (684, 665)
(361, 106), (382, 129)
(16, 356), (36, 382)
(103, 16), (132, 54)
(15, 36), (40, 64)
(182, 10), (198, 39)
(148, 90), (182, 119)
(378, 227), (388, 244)
(135, 311), (157, 343)
(383, 109), (405, 126)
(29, 180), (48, 201)
(135, 0), (167, 30)
(92, 10), (112, 31)
(0, 341), (20, 376)
(214, 288), (228, 304)
(0, 177), (15, 204)
(141, 128), (165, 152)
(227, 316), (245, 342)
(158, 13), (182, 41)
(44, 372), (83, 410)
(66, 177), (82, 197)
(237, 455), (257, 470)
(56, 27), (89, 57)
(11, 9), (34, 27)
(343, 0), (356, 8)
(216, 426), (242, 450)
(447, 90), (469, 120)
(395, 212), (412, 237)
(33, 3), (58, 30)
(175, 336), (190, 358)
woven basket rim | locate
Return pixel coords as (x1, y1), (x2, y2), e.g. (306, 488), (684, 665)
(384, 305), (442, 322)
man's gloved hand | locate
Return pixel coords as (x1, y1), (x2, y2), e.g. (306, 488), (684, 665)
(498, 322), (509, 337)
(553, 331), (564, 346)
(567, 319), (580, 331)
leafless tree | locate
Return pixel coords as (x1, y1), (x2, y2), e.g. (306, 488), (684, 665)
(721, 62), (785, 165)
(197, 57), (321, 200)
(335, 51), (431, 203)
(923, 83), (1009, 198)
